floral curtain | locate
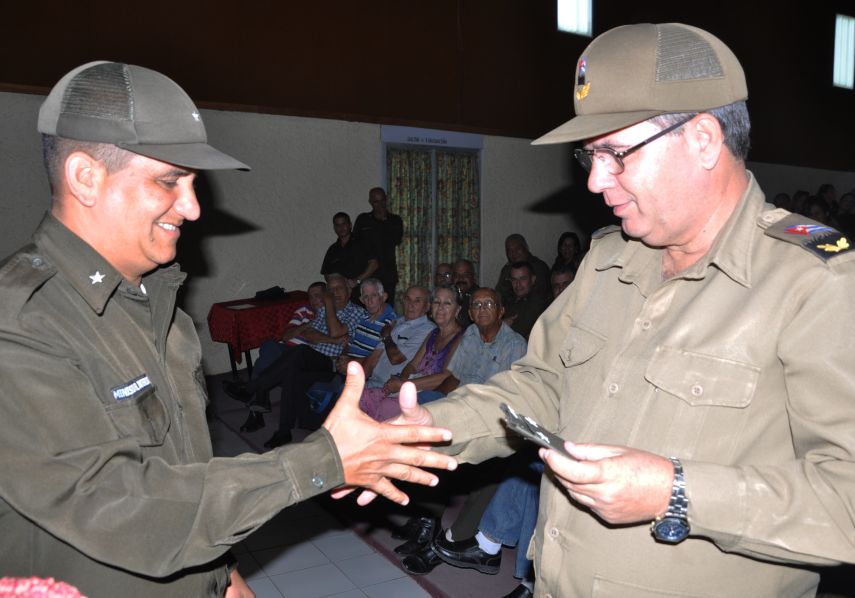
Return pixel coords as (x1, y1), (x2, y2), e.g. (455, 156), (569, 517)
(387, 146), (480, 303)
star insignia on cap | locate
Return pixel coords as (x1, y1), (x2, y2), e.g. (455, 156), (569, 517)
(191, 111), (201, 122)
(89, 271), (105, 284)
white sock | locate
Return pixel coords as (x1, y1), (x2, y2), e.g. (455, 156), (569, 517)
(445, 528), (454, 542)
(475, 530), (501, 555)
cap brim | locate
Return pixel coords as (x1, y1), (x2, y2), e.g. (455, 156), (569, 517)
(531, 110), (663, 145)
(118, 142), (251, 171)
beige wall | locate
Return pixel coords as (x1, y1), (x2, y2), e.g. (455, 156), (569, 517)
(4, 91), (853, 373)
(0, 92), (576, 373)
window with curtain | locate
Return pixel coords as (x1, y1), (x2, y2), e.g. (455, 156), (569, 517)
(386, 145), (480, 301)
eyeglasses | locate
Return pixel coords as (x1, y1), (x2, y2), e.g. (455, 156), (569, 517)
(471, 300), (498, 311)
(573, 116), (694, 175)
(436, 272), (453, 279)
(360, 292), (381, 300)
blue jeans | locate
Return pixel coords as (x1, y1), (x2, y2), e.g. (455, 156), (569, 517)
(478, 448), (543, 580)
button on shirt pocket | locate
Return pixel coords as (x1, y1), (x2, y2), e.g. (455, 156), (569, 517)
(104, 386), (170, 446)
(645, 346), (759, 408)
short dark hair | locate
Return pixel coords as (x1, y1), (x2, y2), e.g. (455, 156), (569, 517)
(551, 263), (577, 277)
(308, 281), (326, 292)
(42, 134), (134, 196)
(509, 261), (535, 276)
(332, 212), (350, 222)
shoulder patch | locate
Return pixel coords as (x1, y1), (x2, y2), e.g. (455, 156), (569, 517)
(591, 224), (621, 240)
(764, 213), (852, 262)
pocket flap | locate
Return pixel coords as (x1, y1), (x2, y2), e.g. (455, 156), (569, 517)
(104, 387), (170, 446)
(645, 346), (758, 408)
(559, 325), (606, 368)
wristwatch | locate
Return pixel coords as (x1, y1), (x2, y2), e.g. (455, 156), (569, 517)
(651, 457), (690, 543)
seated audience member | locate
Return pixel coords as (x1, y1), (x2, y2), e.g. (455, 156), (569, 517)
(435, 449), (542, 597)
(223, 273), (368, 447)
(501, 261), (550, 339)
(336, 278), (397, 369)
(361, 286), (464, 421)
(771, 192), (792, 211)
(353, 187), (404, 304)
(397, 287), (527, 575)
(552, 231), (583, 272)
(837, 192), (855, 237)
(321, 211), (379, 303)
(431, 271), (572, 596)
(803, 195), (838, 228)
(364, 286), (436, 389)
(434, 262), (453, 288)
(791, 189), (810, 215)
(549, 263), (575, 300)
(452, 258), (477, 326)
(250, 281), (327, 375)
(495, 234), (550, 306)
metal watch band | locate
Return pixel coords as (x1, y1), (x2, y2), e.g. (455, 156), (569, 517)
(665, 456), (688, 519)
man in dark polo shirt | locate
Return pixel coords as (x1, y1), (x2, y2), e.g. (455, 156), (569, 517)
(321, 211), (379, 303)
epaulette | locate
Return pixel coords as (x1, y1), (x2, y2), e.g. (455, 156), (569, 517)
(763, 212), (852, 262)
(0, 244), (56, 318)
(591, 224), (621, 240)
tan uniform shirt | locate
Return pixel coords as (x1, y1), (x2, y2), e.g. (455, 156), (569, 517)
(0, 214), (344, 597)
(428, 174), (855, 597)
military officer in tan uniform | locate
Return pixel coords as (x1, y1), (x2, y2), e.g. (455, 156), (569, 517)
(0, 62), (456, 597)
(348, 23), (855, 597)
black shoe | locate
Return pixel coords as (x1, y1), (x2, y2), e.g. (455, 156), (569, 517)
(501, 584), (533, 598)
(401, 543), (444, 575)
(239, 411), (265, 433)
(263, 430), (292, 449)
(393, 517), (439, 555)
(432, 534), (501, 574)
(248, 394), (272, 414)
(391, 516), (422, 540)
(222, 380), (252, 403)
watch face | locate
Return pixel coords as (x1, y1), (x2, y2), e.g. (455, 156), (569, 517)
(653, 517), (690, 543)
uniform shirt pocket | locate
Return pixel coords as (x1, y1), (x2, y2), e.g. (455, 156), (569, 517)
(645, 346), (759, 408)
(559, 325), (606, 368)
(104, 386), (171, 446)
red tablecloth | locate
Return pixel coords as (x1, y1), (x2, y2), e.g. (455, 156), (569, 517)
(207, 291), (309, 363)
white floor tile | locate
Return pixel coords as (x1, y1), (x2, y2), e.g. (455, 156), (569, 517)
(252, 542), (330, 576)
(246, 576), (285, 598)
(270, 563), (357, 598)
(361, 577), (433, 598)
(313, 530), (376, 562)
(336, 553), (407, 588)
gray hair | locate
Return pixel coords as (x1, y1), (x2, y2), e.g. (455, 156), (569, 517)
(649, 100), (751, 161)
(360, 277), (384, 295)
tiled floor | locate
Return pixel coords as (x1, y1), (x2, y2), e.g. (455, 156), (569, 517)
(209, 415), (434, 598)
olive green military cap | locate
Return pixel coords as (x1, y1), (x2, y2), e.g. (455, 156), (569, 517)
(533, 23), (748, 145)
(38, 61), (249, 170)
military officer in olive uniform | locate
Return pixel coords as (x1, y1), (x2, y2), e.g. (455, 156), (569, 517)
(380, 23), (855, 597)
(0, 61), (455, 598)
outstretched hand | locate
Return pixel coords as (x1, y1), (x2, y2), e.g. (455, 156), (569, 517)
(539, 442), (674, 524)
(324, 362), (456, 506)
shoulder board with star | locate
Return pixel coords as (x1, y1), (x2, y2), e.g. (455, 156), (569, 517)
(764, 212), (852, 261)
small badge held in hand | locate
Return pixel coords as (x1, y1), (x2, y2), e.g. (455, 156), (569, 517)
(501, 403), (571, 457)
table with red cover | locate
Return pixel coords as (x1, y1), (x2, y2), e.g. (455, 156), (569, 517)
(207, 291), (309, 378)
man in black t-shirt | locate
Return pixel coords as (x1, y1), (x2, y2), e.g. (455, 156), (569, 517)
(321, 211), (379, 303)
(354, 187), (404, 303)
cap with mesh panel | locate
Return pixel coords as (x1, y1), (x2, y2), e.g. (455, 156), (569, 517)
(533, 23), (748, 145)
(38, 61), (249, 170)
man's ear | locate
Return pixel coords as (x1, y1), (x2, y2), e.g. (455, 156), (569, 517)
(64, 151), (106, 207)
(691, 114), (724, 171)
